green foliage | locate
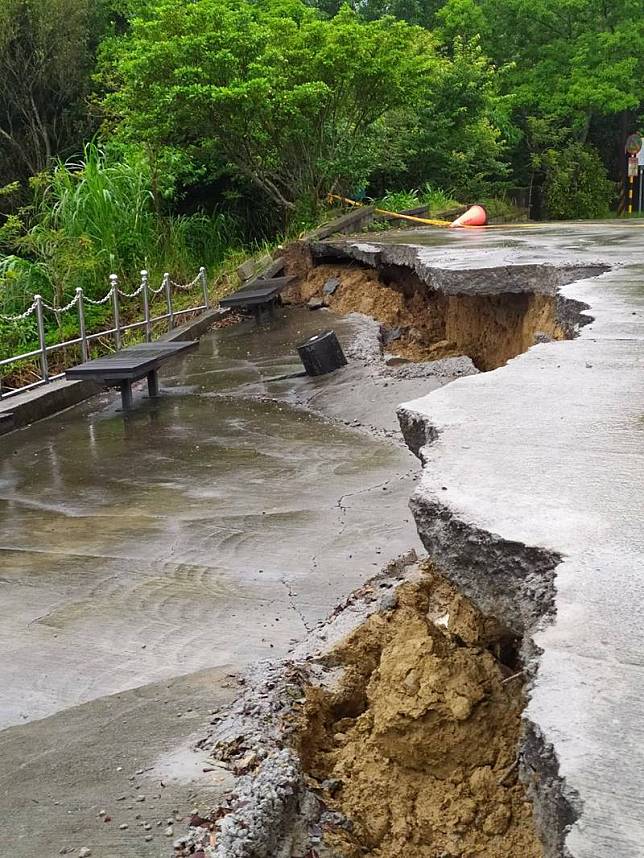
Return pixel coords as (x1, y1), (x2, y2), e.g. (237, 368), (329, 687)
(376, 189), (422, 211)
(14, 144), (241, 296)
(0, 0), (111, 187)
(100, 0), (439, 212)
(376, 37), (510, 199)
(420, 185), (461, 212)
(542, 144), (615, 220)
(0, 144), (242, 362)
(375, 185), (460, 213)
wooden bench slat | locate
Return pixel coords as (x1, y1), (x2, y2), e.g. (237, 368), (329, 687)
(220, 275), (295, 309)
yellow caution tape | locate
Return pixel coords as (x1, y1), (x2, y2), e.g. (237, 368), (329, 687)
(327, 193), (452, 228)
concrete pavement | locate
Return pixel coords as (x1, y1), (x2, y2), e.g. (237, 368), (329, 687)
(0, 307), (456, 856)
(372, 222), (644, 858)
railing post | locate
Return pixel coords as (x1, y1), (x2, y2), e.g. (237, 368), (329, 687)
(34, 294), (49, 383)
(164, 272), (174, 330)
(110, 274), (121, 350)
(200, 266), (209, 308)
(142, 270), (151, 343)
(77, 288), (89, 362)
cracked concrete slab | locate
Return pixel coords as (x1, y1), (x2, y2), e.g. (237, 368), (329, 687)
(379, 222), (644, 858)
(0, 307), (457, 856)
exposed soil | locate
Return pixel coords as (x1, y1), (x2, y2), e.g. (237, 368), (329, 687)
(285, 262), (566, 371)
(295, 567), (543, 858)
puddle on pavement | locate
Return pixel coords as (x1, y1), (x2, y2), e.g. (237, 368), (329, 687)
(0, 308), (420, 727)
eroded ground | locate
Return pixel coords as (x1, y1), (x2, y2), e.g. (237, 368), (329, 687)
(287, 259), (599, 369)
(297, 568), (541, 858)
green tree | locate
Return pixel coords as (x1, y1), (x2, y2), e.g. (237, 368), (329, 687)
(378, 37), (511, 198)
(542, 143), (615, 219)
(0, 0), (114, 184)
(100, 0), (438, 213)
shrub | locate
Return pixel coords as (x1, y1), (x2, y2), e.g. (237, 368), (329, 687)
(542, 144), (615, 220)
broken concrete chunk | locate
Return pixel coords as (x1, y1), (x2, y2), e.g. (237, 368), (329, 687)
(323, 276), (340, 295)
(236, 259), (257, 282)
(307, 297), (324, 311)
(381, 325), (402, 345)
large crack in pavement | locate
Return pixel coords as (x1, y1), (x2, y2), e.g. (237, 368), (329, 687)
(171, 224), (644, 858)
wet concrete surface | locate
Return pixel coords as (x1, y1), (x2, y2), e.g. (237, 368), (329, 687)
(0, 307), (453, 855)
(384, 222), (644, 858)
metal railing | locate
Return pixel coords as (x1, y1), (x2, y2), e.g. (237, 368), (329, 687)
(0, 267), (210, 400)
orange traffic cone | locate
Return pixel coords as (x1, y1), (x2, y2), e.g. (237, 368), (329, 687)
(449, 204), (488, 228)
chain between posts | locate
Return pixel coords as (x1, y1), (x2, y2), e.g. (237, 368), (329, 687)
(0, 299), (39, 322)
(0, 265), (209, 399)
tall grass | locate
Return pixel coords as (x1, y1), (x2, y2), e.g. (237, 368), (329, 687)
(375, 184), (460, 214)
(0, 143), (243, 361)
(21, 144), (241, 300)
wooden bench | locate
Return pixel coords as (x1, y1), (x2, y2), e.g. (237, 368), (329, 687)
(65, 340), (198, 411)
(219, 275), (296, 323)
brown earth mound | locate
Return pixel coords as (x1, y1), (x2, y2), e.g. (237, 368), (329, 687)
(285, 262), (565, 370)
(296, 569), (543, 858)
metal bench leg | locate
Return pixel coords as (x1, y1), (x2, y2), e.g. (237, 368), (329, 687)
(147, 370), (159, 398)
(120, 381), (133, 411)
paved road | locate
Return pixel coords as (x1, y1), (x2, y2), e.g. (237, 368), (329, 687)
(366, 222), (644, 858)
(0, 308), (448, 856)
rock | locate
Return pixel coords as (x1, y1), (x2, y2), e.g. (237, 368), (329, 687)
(234, 751), (258, 774)
(236, 259), (256, 282)
(164, 825), (174, 837)
(320, 778), (342, 795)
(379, 590), (398, 612)
(145, 834), (153, 842)
(78, 849), (91, 858)
(307, 297), (324, 311)
(323, 276), (340, 295)
(381, 325), (402, 345)
(119, 824), (128, 830)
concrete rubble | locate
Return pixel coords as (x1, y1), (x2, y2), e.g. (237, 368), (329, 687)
(175, 553), (425, 858)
